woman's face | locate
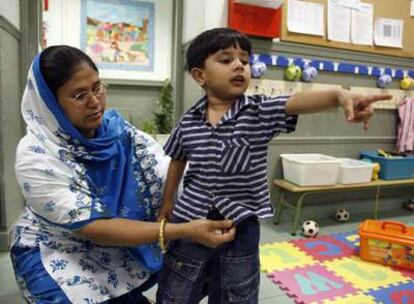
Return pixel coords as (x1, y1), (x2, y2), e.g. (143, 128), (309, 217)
(56, 63), (106, 138)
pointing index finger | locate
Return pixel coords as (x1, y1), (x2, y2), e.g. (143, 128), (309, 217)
(360, 94), (393, 107)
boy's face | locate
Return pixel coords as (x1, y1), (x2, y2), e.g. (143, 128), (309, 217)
(191, 45), (251, 101)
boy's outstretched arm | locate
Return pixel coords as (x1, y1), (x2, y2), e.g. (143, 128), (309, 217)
(157, 159), (187, 221)
(285, 89), (392, 130)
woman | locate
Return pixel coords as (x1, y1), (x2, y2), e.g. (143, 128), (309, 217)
(10, 45), (235, 303)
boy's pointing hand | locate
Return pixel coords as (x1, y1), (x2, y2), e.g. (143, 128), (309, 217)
(338, 90), (392, 130)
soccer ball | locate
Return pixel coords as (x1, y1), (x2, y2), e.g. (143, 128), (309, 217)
(404, 199), (414, 211)
(302, 220), (320, 237)
(335, 209), (350, 222)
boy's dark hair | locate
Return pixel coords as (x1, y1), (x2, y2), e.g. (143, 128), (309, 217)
(40, 45), (98, 97)
(185, 28), (251, 72)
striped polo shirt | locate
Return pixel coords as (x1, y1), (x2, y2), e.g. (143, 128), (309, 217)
(164, 94), (298, 224)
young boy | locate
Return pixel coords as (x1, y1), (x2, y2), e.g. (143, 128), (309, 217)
(156, 28), (391, 303)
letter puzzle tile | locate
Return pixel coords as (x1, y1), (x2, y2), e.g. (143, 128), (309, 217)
(329, 231), (359, 253)
(366, 281), (414, 303)
(321, 292), (377, 304)
(260, 230), (414, 303)
(324, 256), (409, 291)
(267, 264), (357, 304)
(260, 242), (316, 273)
(291, 235), (355, 262)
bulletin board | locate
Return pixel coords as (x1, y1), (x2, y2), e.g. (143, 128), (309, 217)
(281, 0), (414, 58)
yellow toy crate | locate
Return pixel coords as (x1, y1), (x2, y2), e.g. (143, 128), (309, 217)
(359, 220), (414, 271)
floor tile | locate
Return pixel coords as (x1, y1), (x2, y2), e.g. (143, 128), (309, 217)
(0, 252), (11, 266)
(0, 294), (25, 304)
(0, 261), (19, 297)
(259, 293), (294, 303)
(259, 272), (285, 299)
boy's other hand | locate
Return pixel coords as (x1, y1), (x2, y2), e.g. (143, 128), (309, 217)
(185, 219), (236, 247)
(338, 90), (392, 130)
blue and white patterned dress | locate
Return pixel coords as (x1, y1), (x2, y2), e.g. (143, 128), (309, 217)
(10, 54), (170, 303)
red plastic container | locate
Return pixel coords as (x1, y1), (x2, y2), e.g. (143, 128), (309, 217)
(228, 0), (282, 38)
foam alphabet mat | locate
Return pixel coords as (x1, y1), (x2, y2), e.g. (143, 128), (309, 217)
(260, 231), (414, 303)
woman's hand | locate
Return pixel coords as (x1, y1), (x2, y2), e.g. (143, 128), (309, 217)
(337, 90), (392, 130)
(181, 219), (236, 248)
(157, 200), (174, 221)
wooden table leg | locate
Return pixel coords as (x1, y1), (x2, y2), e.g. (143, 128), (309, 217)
(374, 184), (380, 219)
(274, 190), (286, 225)
(291, 193), (307, 235)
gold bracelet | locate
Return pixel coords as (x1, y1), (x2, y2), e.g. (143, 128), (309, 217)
(159, 217), (169, 254)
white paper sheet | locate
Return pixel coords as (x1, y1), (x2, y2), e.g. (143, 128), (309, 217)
(328, 0), (351, 43)
(374, 18), (403, 48)
(338, 0), (360, 10)
(287, 0), (324, 36)
(235, 0), (283, 9)
(351, 2), (373, 45)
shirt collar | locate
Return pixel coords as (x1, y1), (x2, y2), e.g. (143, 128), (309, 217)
(189, 95), (208, 116)
(223, 95), (255, 121)
(189, 94), (255, 121)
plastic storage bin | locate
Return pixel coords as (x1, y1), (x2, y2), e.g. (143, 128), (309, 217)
(359, 220), (414, 271)
(360, 151), (414, 180)
(280, 154), (341, 186)
(337, 158), (374, 184)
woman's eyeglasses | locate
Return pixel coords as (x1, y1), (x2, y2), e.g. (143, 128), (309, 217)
(70, 83), (107, 105)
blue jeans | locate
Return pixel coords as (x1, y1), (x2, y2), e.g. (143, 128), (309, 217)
(156, 210), (260, 303)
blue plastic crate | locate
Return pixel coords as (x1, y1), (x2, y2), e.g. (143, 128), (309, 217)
(360, 151), (414, 180)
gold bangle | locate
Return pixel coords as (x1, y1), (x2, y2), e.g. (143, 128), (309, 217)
(159, 217), (169, 254)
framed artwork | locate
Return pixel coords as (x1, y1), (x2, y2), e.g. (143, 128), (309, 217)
(80, 0), (155, 72)
(42, 0), (172, 84)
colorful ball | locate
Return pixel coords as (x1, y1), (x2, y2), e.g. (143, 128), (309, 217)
(285, 65), (302, 81)
(377, 74), (392, 88)
(251, 61), (267, 79)
(400, 76), (413, 90)
(302, 66), (318, 82)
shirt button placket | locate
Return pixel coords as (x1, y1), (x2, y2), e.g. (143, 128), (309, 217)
(208, 192), (214, 210)
(209, 129), (218, 211)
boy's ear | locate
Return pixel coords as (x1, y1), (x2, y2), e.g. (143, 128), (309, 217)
(190, 68), (205, 87)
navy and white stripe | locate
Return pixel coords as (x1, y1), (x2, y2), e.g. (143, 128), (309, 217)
(164, 94), (298, 224)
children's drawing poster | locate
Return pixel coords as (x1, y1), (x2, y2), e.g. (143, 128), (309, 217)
(81, 0), (155, 71)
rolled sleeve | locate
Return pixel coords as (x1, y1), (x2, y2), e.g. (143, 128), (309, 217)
(164, 122), (186, 160)
(258, 94), (298, 140)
